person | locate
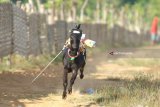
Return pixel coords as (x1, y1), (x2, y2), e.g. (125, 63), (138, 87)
(150, 16), (159, 45)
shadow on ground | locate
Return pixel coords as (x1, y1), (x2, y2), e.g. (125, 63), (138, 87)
(0, 65), (63, 107)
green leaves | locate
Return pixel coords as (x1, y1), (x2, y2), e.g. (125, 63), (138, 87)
(0, 0), (10, 3)
(3, 0), (159, 27)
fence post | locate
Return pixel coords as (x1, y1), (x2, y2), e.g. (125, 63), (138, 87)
(9, 4), (15, 68)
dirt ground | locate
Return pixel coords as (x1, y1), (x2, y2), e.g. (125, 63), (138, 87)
(0, 48), (158, 107)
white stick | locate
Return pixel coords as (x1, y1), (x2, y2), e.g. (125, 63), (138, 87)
(31, 50), (63, 83)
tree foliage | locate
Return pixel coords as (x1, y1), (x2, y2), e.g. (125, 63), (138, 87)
(0, 0), (10, 3)
(1, 0), (160, 29)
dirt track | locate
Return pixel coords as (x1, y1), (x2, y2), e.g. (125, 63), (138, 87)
(0, 50), (155, 107)
(0, 52), (107, 107)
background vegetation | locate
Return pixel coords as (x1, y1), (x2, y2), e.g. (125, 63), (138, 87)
(0, 0), (160, 30)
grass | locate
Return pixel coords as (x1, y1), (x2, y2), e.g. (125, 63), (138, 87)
(92, 46), (160, 106)
(0, 54), (62, 73)
(113, 58), (160, 67)
(0, 47), (97, 73)
(92, 74), (160, 107)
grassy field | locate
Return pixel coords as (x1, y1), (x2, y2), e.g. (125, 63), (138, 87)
(82, 45), (160, 107)
(89, 54), (160, 107)
(93, 74), (160, 107)
(0, 54), (62, 73)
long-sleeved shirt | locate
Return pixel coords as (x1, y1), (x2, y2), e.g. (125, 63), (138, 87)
(151, 17), (158, 34)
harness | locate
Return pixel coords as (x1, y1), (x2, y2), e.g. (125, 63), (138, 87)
(67, 48), (80, 61)
(65, 38), (86, 61)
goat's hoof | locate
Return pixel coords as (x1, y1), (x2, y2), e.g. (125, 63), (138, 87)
(80, 74), (84, 79)
(68, 88), (72, 94)
(62, 92), (67, 99)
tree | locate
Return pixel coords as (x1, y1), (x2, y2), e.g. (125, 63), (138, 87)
(80, 0), (88, 22)
(0, 0), (10, 3)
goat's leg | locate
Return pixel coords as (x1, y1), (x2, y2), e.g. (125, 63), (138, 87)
(80, 50), (86, 79)
(68, 69), (78, 94)
(80, 61), (86, 79)
(62, 69), (68, 99)
(80, 68), (84, 79)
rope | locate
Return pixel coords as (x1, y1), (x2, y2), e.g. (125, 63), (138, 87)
(31, 48), (64, 83)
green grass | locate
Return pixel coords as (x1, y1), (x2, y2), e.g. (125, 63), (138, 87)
(0, 0), (10, 3)
(92, 74), (160, 107)
(0, 54), (62, 73)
